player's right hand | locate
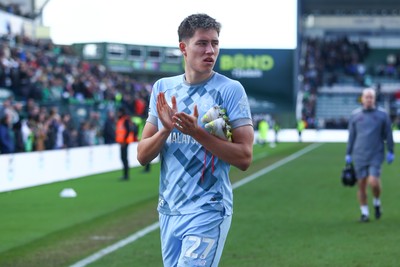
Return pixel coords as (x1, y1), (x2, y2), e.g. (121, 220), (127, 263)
(157, 92), (177, 132)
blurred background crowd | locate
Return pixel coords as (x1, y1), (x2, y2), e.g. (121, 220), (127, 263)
(2, 25), (400, 154)
(299, 36), (400, 129)
(0, 33), (151, 154)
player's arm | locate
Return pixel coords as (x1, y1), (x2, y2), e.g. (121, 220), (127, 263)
(137, 92), (177, 165)
(193, 125), (253, 171)
(137, 122), (170, 166)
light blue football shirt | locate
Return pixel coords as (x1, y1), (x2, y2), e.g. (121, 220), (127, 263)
(147, 72), (252, 216)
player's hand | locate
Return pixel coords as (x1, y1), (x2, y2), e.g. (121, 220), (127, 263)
(173, 105), (200, 136)
(157, 92), (177, 132)
(386, 152), (394, 164)
(345, 154), (352, 164)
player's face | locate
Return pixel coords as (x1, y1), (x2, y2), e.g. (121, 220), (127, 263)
(361, 91), (375, 109)
(180, 29), (219, 79)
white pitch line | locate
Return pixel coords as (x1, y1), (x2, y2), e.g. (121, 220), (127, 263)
(70, 143), (321, 267)
(233, 143), (321, 189)
(70, 222), (160, 267)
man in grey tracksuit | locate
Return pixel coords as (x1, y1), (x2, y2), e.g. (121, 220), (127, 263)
(346, 88), (394, 222)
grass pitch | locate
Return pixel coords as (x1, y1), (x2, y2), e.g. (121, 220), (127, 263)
(1, 142), (399, 267)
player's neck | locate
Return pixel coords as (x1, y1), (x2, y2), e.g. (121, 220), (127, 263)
(184, 70), (214, 85)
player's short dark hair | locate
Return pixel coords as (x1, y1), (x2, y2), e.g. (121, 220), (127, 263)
(178, 13), (221, 42)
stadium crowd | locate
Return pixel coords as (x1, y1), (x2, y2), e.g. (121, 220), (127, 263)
(2, 32), (400, 154)
(0, 33), (151, 154)
(299, 35), (400, 129)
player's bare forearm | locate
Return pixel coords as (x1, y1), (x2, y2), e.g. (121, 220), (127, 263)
(193, 125), (254, 171)
(137, 123), (170, 165)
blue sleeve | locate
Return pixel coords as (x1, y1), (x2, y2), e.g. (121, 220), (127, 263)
(147, 80), (160, 125)
(223, 81), (252, 129)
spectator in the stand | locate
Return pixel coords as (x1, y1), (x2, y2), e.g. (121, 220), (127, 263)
(59, 113), (78, 149)
(88, 111), (102, 145)
(103, 110), (116, 144)
(77, 121), (91, 147)
(45, 107), (60, 149)
(54, 114), (65, 149)
(12, 112), (24, 153)
(0, 113), (15, 154)
(31, 112), (47, 151)
(20, 117), (33, 151)
(1, 98), (19, 124)
(133, 91), (147, 117)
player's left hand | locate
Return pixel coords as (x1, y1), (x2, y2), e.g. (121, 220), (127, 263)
(386, 152), (394, 164)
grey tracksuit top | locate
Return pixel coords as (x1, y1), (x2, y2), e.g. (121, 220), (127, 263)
(346, 107), (394, 166)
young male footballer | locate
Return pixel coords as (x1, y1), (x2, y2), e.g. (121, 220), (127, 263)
(137, 13), (254, 267)
(346, 88), (394, 223)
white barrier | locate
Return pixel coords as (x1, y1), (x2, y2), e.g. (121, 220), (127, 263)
(1, 129), (399, 193)
(0, 143), (150, 193)
(255, 129), (400, 143)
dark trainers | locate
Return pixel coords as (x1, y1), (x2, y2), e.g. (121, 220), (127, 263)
(375, 206), (382, 220)
(359, 214), (370, 223)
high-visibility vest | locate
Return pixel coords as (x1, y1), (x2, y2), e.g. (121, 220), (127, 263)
(115, 115), (134, 144)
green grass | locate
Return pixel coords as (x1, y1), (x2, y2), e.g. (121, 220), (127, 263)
(1, 142), (399, 267)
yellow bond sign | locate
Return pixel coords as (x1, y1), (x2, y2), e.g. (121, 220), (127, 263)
(219, 54), (274, 71)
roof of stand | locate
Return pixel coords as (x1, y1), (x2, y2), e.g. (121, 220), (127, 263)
(301, 0), (400, 16)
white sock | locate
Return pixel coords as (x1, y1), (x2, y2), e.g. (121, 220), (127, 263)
(373, 198), (381, 207)
(360, 205), (369, 216)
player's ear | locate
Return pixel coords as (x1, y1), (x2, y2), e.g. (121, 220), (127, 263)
(179, 42), (187, 56)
